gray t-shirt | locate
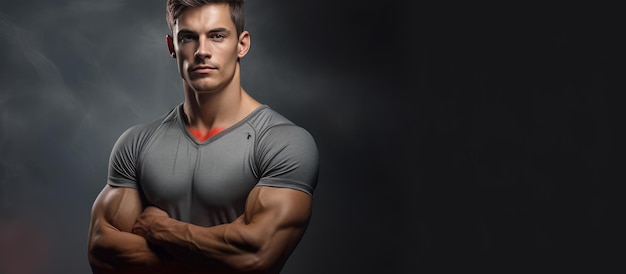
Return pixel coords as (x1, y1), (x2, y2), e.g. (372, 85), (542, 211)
(107, 104), (319, 227)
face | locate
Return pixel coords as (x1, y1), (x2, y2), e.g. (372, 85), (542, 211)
(168, 3), (249, 93)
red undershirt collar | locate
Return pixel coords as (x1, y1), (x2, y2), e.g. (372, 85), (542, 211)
(187, 127), (224, 142)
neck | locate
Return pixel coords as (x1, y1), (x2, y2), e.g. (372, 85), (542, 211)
(182, 64), (260, 132)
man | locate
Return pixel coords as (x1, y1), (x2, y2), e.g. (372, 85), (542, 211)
(87, 1), (319, 273)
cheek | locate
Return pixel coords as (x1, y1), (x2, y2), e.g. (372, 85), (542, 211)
(180, 59), (190, 77)
(176, 46), (193, 67)
(181, 60), (189, 71)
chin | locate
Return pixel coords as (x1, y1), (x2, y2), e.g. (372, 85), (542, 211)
(194, 89), (219, 94)
(189, 79), (221, 93)
(192, 86), (219, 94)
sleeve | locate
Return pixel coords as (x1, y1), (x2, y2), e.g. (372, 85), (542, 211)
(106, 125), (143, 188)
(255, 124), (319, 196)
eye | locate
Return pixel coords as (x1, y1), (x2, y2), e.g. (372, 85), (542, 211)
(178, 35), (196, 43)
(209, 33), (226, 41)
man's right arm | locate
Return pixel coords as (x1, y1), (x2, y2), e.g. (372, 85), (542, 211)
(87, 185), (187, 274)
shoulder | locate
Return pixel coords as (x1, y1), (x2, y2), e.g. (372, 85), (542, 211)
(249, 106), (318, 159)
(246, 105), (293, 131)
(246, 106), (314, 139)
(249, 107), (319, 195)
(112, 105), (180, 149)
(246, 106), (316, 142)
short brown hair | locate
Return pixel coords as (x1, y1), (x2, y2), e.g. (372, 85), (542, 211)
(166, 0), (244, 35)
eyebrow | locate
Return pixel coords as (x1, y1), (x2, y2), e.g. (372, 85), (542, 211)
(177, 28), (232, 36)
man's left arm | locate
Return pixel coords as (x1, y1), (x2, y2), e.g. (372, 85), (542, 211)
(133, 185), (312, 273)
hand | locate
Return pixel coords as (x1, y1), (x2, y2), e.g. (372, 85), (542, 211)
(132, 206), (170, 238)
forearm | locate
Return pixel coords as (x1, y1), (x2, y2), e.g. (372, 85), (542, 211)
(144, 217), (274, 272)
(89, 227), (190, 274)
(134, 187), (312, 273)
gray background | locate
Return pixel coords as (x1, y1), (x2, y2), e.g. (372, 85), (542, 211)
(0, 1), (622, 273)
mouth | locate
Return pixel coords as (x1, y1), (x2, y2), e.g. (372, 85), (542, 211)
(191, 65), (216, 74)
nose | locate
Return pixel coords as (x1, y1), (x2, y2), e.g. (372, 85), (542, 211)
(194, 36), (211, 60)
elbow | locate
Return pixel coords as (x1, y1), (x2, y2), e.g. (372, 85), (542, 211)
(87, 233), (109, 267)
(88, 226), (110, 253)
(87, 234), (143, 274)
(87, 232), (103, 258)
(87, 239), (114, 274)
(87, 252), (111, 274)
(239, 257), (271, 274)
(234, 252), (282, 274)
(87, 228), (119, 269)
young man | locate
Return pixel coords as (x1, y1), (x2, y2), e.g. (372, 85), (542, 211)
(87, 1), (319, 273)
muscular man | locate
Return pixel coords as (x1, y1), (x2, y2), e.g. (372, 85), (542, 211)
(87, 1), (319, 273)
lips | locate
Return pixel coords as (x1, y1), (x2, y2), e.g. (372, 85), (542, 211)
(191, 65), (216, 74)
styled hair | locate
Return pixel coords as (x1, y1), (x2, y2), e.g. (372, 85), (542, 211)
(166, 0), (244, 35)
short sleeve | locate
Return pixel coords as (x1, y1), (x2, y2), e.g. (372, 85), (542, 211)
(107, 126), (143, 188)
(256, 124), (319, 196)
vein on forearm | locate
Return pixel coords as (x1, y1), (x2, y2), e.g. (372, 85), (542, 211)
(142, 186), (312, 272)
(151, 218), (257, 260)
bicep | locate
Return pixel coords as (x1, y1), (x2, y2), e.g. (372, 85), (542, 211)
(88, 186), (184, 273)
(88, 185), (145, 257)
(245, 186), (312, 225)
(88, 185), (157, 271)
(90, 185), (144, 233)
(238, 186), (313, 256)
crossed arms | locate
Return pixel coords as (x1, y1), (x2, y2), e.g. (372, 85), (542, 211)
(87, 185), (312, 274)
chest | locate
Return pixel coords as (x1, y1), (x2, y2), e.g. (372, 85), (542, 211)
(137, 127), (258, 209)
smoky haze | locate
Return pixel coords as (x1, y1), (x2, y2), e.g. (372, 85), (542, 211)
(0, 1), (622, 274)
(0, 1), (410, 273)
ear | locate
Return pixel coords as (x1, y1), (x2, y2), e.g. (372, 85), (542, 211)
(166, 35), (176, 58)
(237, 31), (251, 58)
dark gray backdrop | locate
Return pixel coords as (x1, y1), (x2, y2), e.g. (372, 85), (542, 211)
(0, 1), (622, 273)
